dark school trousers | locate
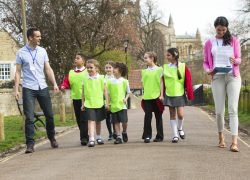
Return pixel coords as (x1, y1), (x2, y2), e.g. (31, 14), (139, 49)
(106, 111), (113, 136)
(73, 100), (88, 141)
(142, 99), (164, 140)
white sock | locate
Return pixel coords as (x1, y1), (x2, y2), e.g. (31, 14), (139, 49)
(178, 118), (184, 130)
(89, 137), (95, 141)
(170, 120), (178, 138)
(96, 135), (101, 140)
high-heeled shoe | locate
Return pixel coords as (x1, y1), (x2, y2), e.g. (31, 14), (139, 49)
(230, 143), (239, 152)
(218, 139), (226, 148)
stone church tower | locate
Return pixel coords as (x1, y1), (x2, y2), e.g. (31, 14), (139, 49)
(154, 15), (203, 62)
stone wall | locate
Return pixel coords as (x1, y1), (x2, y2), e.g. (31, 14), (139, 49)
(0, 89), (73, 116)
(0, 89), (140, 117)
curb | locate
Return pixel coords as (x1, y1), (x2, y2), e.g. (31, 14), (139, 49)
(0, 126), (77, 162)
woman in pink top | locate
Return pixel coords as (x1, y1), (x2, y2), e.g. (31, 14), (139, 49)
(203, 16), (241, 152)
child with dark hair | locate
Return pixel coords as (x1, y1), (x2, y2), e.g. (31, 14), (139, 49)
(104, 61), (116, 140)
(141, 52), (164, 143)
(163, 48), (194, 143)
(60, 53), (88, 146)
(106, 62), (131, 144)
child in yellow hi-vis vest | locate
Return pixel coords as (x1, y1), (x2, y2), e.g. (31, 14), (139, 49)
(81, 59), (109, 147)
(104, 61), (116, 140)
(106, 62), (131, 144)
(163, 48), (194, 143)
(60, 53), (88, 146)
(141, 52), (164, 143)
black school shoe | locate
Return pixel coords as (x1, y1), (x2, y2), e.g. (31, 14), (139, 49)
(108, 134), (113, 141)
(88, 141), (95, 147)
(153, 138), (163, 142)
(114, 137), (122, 144)
(178, 130), (185, 139)
(144, 137), (150, 143)
(96, 138), (104, 145)
(122, 132), (128, 142)
(113, 133), (117, 139)
(81, 139), (88, 146)
(172, 137), (179, 143)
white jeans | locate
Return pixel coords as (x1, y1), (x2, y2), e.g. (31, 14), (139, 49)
(211, 74), (241, 135)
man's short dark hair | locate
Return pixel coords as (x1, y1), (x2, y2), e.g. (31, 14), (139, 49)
(27, 27), (40, 39)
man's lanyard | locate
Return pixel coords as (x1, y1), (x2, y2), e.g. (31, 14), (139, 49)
(26, 46), (37, 64)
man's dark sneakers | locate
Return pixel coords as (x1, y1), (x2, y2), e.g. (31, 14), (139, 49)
(122, 132), (128, 143)
(25, 144), (34, 154)
(81, 139), (88, 146)
(114, 138), (122, 144)
(50, 138), (59, 148)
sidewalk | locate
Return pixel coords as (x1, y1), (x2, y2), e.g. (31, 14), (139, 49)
(0, 107), (250, 180)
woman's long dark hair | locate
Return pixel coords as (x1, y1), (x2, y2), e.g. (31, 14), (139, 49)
(167, 48), (182, 80)
(214, 16), (232, 46)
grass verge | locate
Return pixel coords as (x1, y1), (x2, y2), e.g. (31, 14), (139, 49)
(202, 105), (250, 131)
(0, 114), (76, 153)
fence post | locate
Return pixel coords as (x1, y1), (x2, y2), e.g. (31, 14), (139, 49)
(0, 113), (5, 141)
(247, 92), (250, 114)
(59, 92), (66, 123)
(239, 92), (244, 112)
(243, 91), (248, 113)
(209, 92), (213, 105)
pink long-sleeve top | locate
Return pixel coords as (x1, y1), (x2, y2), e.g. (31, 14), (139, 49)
(203, 36), (241, 77)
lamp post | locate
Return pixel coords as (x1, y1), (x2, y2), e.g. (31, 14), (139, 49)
(123, 38), (129, 66)
(123, 38), (130, 109)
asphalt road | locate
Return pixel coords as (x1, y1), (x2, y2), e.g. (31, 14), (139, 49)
(0, 107), (250, 180)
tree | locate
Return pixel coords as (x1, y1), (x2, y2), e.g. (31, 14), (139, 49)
(132, 0), (165, 65)
(223, 0), (250, 45)
(236, 0), (250, 45)
(204, 0), (250, 46)
(96, 49), (132, 72)
(0, 0), (136, 82)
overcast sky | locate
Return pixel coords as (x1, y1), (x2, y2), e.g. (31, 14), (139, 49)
(141, 0), (243, 39)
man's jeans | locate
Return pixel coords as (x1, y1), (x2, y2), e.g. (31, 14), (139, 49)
(23, 87), (55, 145)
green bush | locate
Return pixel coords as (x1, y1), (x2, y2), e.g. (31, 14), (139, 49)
(82, 47), (132, 74)
(96, 50), (132, 72)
